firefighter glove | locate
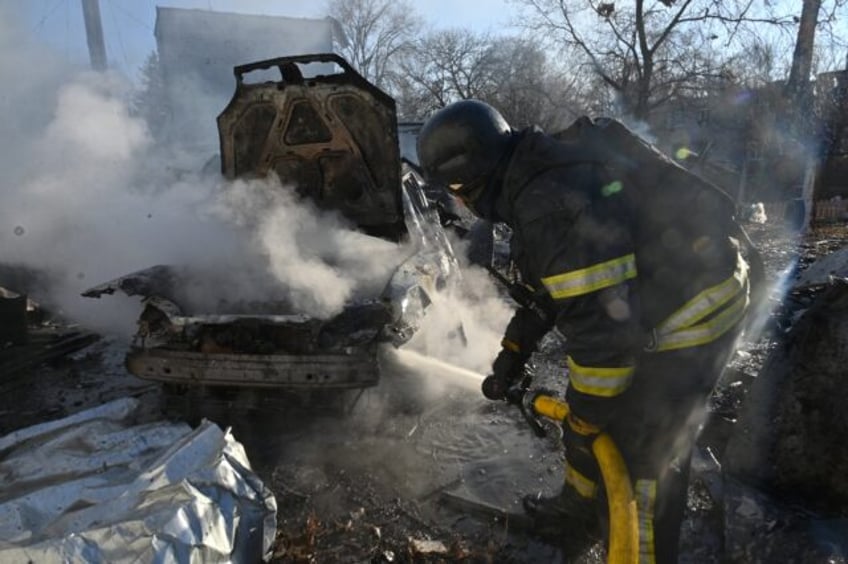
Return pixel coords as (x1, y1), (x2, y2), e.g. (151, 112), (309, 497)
(482, 347), (527, 401)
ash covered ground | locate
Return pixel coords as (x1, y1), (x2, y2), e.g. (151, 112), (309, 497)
(1, 220), (846, 563)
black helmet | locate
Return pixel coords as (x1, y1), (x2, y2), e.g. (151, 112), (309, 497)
(417, 100), (513, 216)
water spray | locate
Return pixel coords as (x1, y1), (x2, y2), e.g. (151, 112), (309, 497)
(387, 347), (485, 391)
(745, 260), (798, 343)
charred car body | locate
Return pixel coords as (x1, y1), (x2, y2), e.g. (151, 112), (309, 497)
(84, 54), (459, 411)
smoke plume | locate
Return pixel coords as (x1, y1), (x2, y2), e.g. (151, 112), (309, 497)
(0, 6), (410, 334)
(0, 5), (511, 385)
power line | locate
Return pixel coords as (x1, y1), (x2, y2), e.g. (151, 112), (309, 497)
(106, 0), (130, 69)
(33, 0), (67, 32)
(65, 0), (70, 57)
(108, 0), (153, 32)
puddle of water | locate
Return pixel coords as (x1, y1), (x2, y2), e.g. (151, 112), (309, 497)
(233, 348), (566, 523)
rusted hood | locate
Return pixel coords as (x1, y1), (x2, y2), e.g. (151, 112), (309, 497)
(217, 53), (404, 239)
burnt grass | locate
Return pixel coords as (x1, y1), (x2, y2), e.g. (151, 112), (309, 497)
(1, 220), (847, 563)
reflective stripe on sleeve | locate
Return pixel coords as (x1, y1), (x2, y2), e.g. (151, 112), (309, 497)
(635, 479), (658, 564)
(565, 461), (598, 499)
(566, 356), (634, 397)
(542, 254), (637, 300)
(652, 255), (748, 351)
(658, 261), (748, 333)
(655, 294), (748, 352)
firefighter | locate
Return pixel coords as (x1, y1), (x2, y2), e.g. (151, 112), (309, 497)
(417, 100), (750, 563)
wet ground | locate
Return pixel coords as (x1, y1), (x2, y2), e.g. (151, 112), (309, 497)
(2, 220), (847, 563)
(183, 341), (578, 563)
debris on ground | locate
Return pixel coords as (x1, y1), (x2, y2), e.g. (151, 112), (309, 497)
(727, 279), (848, 511)
(2, 222), (848, 563)
(680, 223), (848, 563)
(2, 40), (847, 560)
(0, 327), (99, 378)
(0, 398), (277, 562)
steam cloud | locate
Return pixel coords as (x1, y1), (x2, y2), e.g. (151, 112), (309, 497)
(0, 8), (404, 332)
(0, 5), (512, 383)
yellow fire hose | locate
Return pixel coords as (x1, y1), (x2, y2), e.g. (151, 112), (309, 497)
(532, 394), (639, 564)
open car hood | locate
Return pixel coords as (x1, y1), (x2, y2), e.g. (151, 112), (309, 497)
(82, 54), (460, 393)
(217, 53), (405, 239)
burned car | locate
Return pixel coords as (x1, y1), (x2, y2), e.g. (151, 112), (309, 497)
(83, 54), (459, 412)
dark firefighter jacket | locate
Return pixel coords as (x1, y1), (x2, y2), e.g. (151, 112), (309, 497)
(494, 121), (749, 424)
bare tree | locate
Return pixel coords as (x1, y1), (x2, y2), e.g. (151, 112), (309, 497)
(397, 29), (499, 115)
(723, 36), (785, 89)
(396, 30), (584, 128)
(326, 0), (421, 90)
(808, 0), (848, 73)
(513, 0), (798, 119)
(786, 0), (823, 109)
(485, 37), (584, 129)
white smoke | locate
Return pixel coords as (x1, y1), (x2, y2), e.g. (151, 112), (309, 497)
(0, 5), (513, 389)
(2, 66), (240, 331)
(0, 66), (411, 327)
(0, 6), (410, 333)
(214, 177), (410, 318)
(408, 262), (513, 374)
(393, 233), (515, 397)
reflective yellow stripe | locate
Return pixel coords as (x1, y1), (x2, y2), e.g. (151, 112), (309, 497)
(635, 479), (657, 564)
(501, 338), (521, 353)
(542, 254), (637, 300)
(565, 461), (598, 499)
(658, 260), (748, 333)
(655, 294), (747, 352)
(567, 356), (634, 397)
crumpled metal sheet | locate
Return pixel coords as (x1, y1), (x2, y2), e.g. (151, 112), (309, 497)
(0, 398), (277, 562)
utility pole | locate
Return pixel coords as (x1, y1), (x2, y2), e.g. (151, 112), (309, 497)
(81, 0), (107, 71)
